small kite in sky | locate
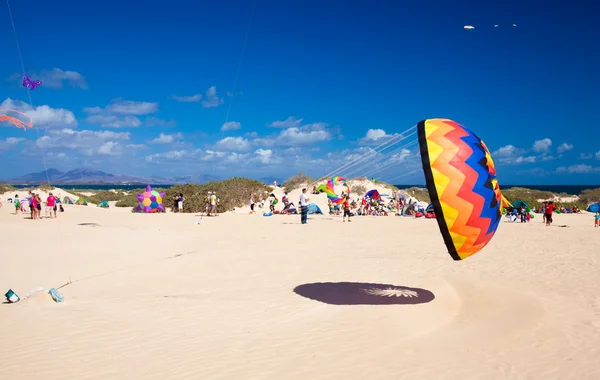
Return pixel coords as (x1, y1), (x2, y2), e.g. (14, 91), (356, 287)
(464, 25), (475, 30)
(22, 75), (42, 90)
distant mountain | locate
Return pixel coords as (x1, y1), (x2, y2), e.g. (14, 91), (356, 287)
(13, 168), (64, 182)
(11, 168), (219, 185)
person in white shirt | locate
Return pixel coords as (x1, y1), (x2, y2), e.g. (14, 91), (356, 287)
(299, 188), (309, 224)
(249, 193), (255, 214)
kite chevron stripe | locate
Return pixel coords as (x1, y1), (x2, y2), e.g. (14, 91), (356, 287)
(418, 119), (502, 261)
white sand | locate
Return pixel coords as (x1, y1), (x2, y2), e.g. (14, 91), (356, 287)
(1, 188), (599, 380)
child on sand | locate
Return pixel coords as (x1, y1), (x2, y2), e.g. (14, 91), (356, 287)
(14, 195), (20, 215)
(595, 211), (600, 227)
(342, 197), (351, 222)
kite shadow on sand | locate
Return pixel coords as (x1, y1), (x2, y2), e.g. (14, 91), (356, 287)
(293, 282), (435, 306)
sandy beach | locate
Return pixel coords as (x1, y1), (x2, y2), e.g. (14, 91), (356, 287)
(1, 189), (599, 380)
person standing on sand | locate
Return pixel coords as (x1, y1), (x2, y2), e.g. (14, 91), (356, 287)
(595, 211), (600, 227)
(300, 188), (309, 224)
(14, 194), (20, 215)
(178, 193), (184, 213)
(249, 193), (255, 214)
(545, 201), (555, 226)
(209, 192), (218, 215)
(46, 192), (57, 219)
(342, 196), (351, 222)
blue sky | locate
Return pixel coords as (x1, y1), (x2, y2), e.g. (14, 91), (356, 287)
(1, 0), (598, 184)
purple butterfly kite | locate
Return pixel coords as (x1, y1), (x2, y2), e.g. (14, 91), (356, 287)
(22, 75), (42, 90)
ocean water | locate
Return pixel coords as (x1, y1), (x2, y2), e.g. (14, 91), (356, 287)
(10, 183), (600, 195)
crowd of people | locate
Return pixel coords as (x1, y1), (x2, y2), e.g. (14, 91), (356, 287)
(6, 191), (62, 219)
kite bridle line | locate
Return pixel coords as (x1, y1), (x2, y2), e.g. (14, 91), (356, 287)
(6, 0), (66, 247)
(342, 137), (419, 179)
(317, 125), (417, 183)
(220, 0), (257, 140)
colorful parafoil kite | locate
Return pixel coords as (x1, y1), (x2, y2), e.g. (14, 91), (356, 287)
(317, 176), (350, 205)
(136, 185), (165, 213)
(0, 109), (33, 130)
(417, 118), (503, 261)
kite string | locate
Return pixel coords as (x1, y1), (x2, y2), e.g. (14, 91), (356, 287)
(317, 126), (414, 182)
(220, 0), (256, 139)
(6, 0), (52, 187)
(346, 139), (419, 179)
(325, 127), (416, 180)
(342, 133), (418, 178)
(6, 0), (65, 249)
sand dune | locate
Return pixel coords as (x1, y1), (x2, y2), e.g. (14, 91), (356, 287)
(0, 191), (599, 379)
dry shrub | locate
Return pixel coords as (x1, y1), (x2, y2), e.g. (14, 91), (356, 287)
(118, 178), (270, 213)
(352, 184), (367, 197)
(282, 173), (314, 192)
(404, 187), (430, 203)
(579, 188), (600, 206)
(165, 179), (270, 213)
(0, 183), (16, 194)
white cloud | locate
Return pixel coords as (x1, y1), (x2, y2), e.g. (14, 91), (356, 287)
(151, 132), (183, 144)
(145, 150), (190, 162)
(10, 68), (87, 89)
(580, 153), (593, 160)
(85, 99), (158, 116)
(515, 156), (537, 163)
(84, 115), (142, 128)
(596, 151), (600, 160)
(1, 98), (77, 129)
(255, 148), (281, 164)
(201, 86), (224, 108)
(83, 99), (170, 128)
(172, 86), (223, 108)
(364, 129), (388, 141)
(0, 137), (25, 151)
(145, 117), (176, 127)
(269, 116), (303, 128)
(215, 136), (251, 151)
(221, 121), (241, 131)
(36, 128), (131, 157)
(172, 94), (202, 103)
(275, 123), (332, 146)
(556, 142), (574, 153)
(492, 139), (557, 165)
(556, 164), (600, 174)
(532, 138), (552, 153)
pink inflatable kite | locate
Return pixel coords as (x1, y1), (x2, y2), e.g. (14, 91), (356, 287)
(136, 185), (165, 213)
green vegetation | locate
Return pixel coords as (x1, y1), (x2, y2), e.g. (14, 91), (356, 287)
(403, 187), (430, 203)
(115, 178), (271, 213)
(282, 173), (314, 192)
(115, 190), (145, 208)
(69, 190), (129, 205)
(0, 183), (16, 194)
(501, 187), (587, 210)
(579, 188), (600, 206)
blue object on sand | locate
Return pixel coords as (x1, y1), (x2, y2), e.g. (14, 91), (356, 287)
(48, 288), (64, 303)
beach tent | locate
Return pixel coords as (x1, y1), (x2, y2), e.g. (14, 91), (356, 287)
(364, 189), (381, 200)
(511, 200), (530, 211)
(426, 204), (435, 213)
(307, 203), (322, 214)
(63, 196), (73, 204)
(587, 203), (600, 213)
(97, 200), (109, 208)
(75, 198), (88, 206)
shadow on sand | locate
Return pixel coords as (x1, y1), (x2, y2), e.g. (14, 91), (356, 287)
(293, 282), (435, 305)
(78, 223), (101, 227)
